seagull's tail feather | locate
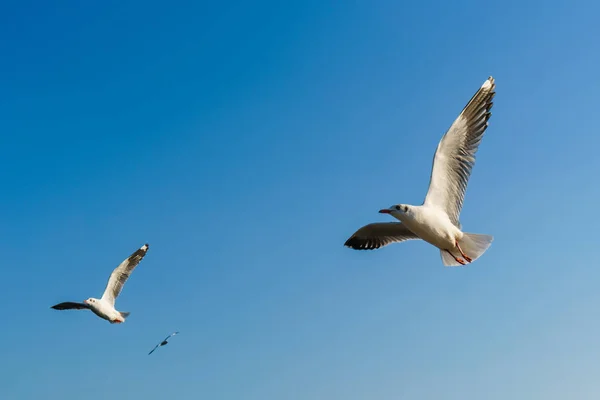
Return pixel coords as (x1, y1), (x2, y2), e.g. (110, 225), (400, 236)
(440, 250), (463, 266)
(440, 233), (493, 266)
(459, 233), (493, 262)
(119, 311), (131, 319)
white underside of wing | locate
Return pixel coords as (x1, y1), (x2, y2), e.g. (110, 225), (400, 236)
(423, 76), (496, 226)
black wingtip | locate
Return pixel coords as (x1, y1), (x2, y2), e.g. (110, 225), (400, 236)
(344, 237), (380, 251)
(344, 238), (356, 248)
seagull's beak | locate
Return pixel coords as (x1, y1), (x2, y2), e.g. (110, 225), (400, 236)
(379, 209), (391, 214)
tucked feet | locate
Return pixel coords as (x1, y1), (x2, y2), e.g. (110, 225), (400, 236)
(455, 240), (472, 263)
(446, 250), (466, 265)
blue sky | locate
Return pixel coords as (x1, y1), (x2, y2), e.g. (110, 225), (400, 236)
(2, 0), (600, 399)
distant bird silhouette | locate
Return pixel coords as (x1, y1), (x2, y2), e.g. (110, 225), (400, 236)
(149, 332), (180, 355)
(51, 244), (149, 323)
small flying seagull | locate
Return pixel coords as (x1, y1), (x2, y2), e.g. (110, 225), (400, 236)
(51, 244), (149, 323)
(148, 332), (180, 355)
(345, 77), (496, 266)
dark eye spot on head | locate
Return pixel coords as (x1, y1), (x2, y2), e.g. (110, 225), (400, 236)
(395, 205), (401, 211)
(403, 206), (408, 212)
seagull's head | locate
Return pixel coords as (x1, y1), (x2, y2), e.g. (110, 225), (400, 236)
(84, 298), (98, 307)
(379, 204), (411, 220)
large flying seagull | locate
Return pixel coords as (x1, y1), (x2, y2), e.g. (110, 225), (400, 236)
(345, 77), (496, 266)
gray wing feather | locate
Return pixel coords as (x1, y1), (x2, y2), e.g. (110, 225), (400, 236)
(51, 302), (91, 310)
(423, 77), (496, 226)
(344, 222), (420, 250)
(101, 244), (149, 306)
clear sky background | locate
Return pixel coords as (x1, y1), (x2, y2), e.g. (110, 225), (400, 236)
(2, 1), (600, 399)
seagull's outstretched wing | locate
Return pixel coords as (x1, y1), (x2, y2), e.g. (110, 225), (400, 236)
(148, 344), (160, 355)
(51, 302), (91, 310)
(344, 222), (420, 250)
(423, 76), (496, 227)
(101, 244), (149, 306)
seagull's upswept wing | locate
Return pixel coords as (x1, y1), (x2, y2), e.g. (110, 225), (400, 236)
(344, 222), (420, 250)
(101, 244), (149, 306)
(51, 302), (91, 311)
(162, 331), (180, 342)
(423, 77), (496, 226)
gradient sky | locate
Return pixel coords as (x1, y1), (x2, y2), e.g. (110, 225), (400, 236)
(2, 1), (600, 399)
